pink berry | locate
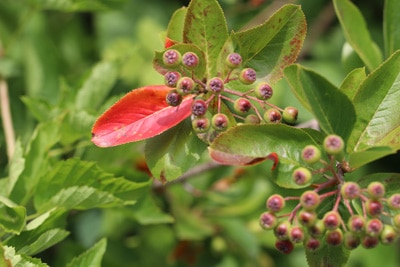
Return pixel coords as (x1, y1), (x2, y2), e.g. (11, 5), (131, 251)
(367, 182), (385, 199)
(388, 194), (400, 210)
(207, 77), (224, 93)
(323, 134), (344, 155)
(274, 221), (291, 240)
(254, 82), (273, 100)
(292, 167), (312, 186)
(266, 194), (286, 213)
(289, 226), (305, 243)
(182, 52), (199, 69)
(348, 215), (365, 234)
(234, 98), (252, 114)
(366, 199), (383, 217)
(263, 109), (282, 123)
(192, 117), (210, 133)
(191, 99), (208, 117)
(164, 71), (181, 87)
(211, 113), (229, 131)
(176, 77), (195, 95)
(163, 49), (181, 66)
(300, 191), (320, 210)
(341, 182), (361, 200)
(165, 90), (182, 106)
(298, 209), (317, 227)
(301, 145), (321, 164)
(239, 68), (257, 84)
(259, 212), (278, 230)
(226, 53), (242, 68)
(323, 211), (341, 230)
(365, 218), (383, 237)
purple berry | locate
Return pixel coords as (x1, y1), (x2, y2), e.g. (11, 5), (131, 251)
(182, 52), (199, 69)
(266, 194), (286, 213)
(341, 182), (361, 200)
(323, 134), (344, 155)
(207, 77), (224, 93)
(292, 167), (312, 186)
(300, 191), (320, 210)
(259, 212), (278, 230)
(191, 117), (210, 133)
(191, 99), (208, 117)
(388, 193), (400, 210)
(165, 90), (182, 106)
(226, 53), (242, 68)
(323, 211), (341, 230)
(275, 240), (294, 254)
(282, 107), (298, 124)
(233, 98), (252, 114)
(211, 113), (229, 131)
(164, 71), (181, 87)
(301, 145), (321, 164)
(163, 49), (181, 66)
(263, 108), (282, 123)
(239, 68), (257, 85)
(176, 77), (195, 95)
(254, 82), (273, 100)
(367, 182), (385, 199)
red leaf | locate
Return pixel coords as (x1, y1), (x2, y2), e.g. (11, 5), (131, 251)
(165, 37), (178, 48)
(92, 85), (193, 147)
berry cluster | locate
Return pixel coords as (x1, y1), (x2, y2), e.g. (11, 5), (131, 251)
(260, 134), (400, 254)
(161, 49), (298, 135)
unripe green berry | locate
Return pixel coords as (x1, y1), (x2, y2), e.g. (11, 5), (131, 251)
(259, 211), (278, 230)
(301, 145), (321, 164)
(254, 82), (273, 100)
(244, 114), (260, 124)
(343, 231), (360, 250)
(233, 98), (252, 114)
(225, 52), (242, 68)
(211, 113), (229, 131)
(300, 190), (320, 210)
(341, 182), (361, 200)
(207, 77), (224, 93)
(263, 108), (282, 123)
(308, 220), (325, 238)
(380, 225), (398, 245)
(164, 71), (181, 87)
(239, 68), (257, 84)
(182, 52), (199, 69)
(192, 117), (210, 133)
(367, 181), (385, 199)
(387, 193), (400, 210)
(191, 99), (208, 117)
(323, 134), (344, 155)
(292, 167), (312, 186)
(176, 77), (195, 95)
(393, 213), (400, 228)
(323, 211), (341, 230)
(266, 194), (286, 213)
(325, 228), (343, 246)
(165, 90), (182, 106)
(282, 107), (298, 124)
(163, 49), (181, 66)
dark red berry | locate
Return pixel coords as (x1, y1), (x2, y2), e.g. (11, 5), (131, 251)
(211, 113), (229, 131)
(366, 199), (383, 217)
(234, 98), (252, 114)
(292, 167), (312, 186)
(388, 193), (400, 210)
(226, 53), (242, 68)
(304, 237), (321, 251)
(308, 220), (325, 238)
(341, 182), (361, 200)
(274, 221), (291, 240)
(191, 99), (208, 117)
(259, 212), (278, 230)
(165, 90), (182, 106)
(282, 107), (298, 124)
(239, 68), (257, 84)
(192, 117), (210, 133)
(365, 218), (383, 237)
(164, 71), (181, 87)
(301, 145), (321, 164)
(343, 232), (360, 250)
(163, 49), (181, 66)
(263, 109), (282, 123)
(298, 209), (317, 227)
(380, 225), (398, 245)
(367, 182), (385, 199)
(348, 215), (365, 234)
(254, 82), (273, 100)
(176, 77), (195, 95)
(361, 235), (379, 249)
(300, 191), (320, 210)
(275, 240), (294, 254)
(207, 77), (224, 93)
(182, 52), (199, 69)
(266, 194), (286, 213)
(323, 134), (344, 155)
(290, 226), (305, 243)
(244, 114), (260, 124)
(323, 211), (341, 230)
(325, 229), (343, 246)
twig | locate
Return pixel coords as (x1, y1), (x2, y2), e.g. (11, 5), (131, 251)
(0, 78), (15, 160)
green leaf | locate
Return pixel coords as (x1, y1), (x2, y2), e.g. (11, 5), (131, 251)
(333, 0), (382, 71)
(231, 4), (306, 85)
(28, 0), (127, 11)
(3, 246), (49, 267)
(34, 159), (149, 212)
(0, 196), (26, 234)
(339, 67), (366, 101)
(17, 228), (70, 255)
(347, 146), (398, 170)
(384, 0), (400, 57)
(209, 124), (321, 188)
(306, 243), (350, 267)
(75, 61), (118, 112)
(347, 50), (400, 153)
(183, 0), (228, 77)
(20, 97), (55, 122)
(130, 194), (174, 225)
(66, 238), (107, 267)
(165, 7), (187, 44)
(145, 119), (207, 182)
(7, 140), (25, 196)
(284, 64), (356, 141)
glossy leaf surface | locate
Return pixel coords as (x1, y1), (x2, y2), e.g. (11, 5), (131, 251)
(92, 86), (193, 147)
